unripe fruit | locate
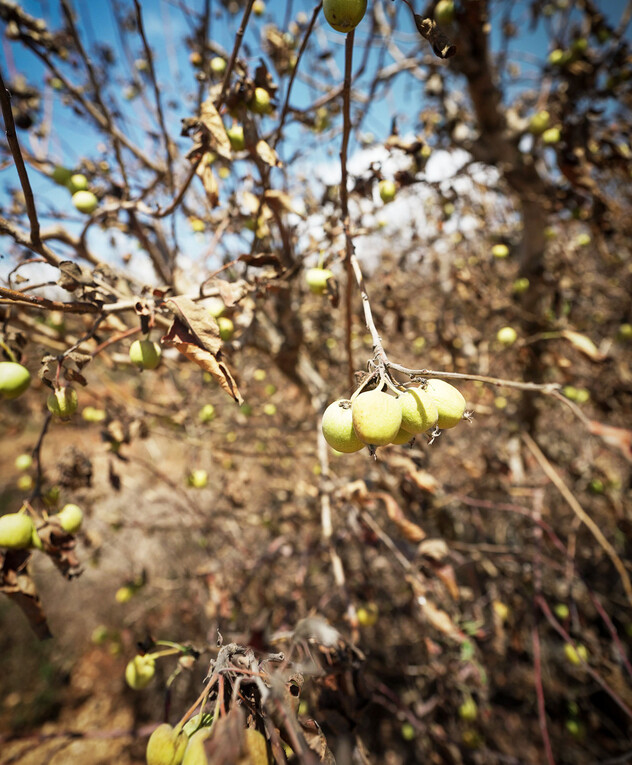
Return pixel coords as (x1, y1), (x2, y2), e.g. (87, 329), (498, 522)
(244, 729), (268, 763)
(189, 51), (203, 67)
(0, 513), (35, 549)
(491, 243), (509, 258)
(206, 297), (225, 318)
(50, 77), (64, 91)
(116, 585), (134, 603)
(391, 427), (414, 445)
(528, 110), (550, 135)
(378, 179), (396, 203)
(146, 723), (188, 765)
(67, 173), (88, 193)
(52, 165), (73, 185)
(497, 326), (518, 346)
(188, 469), (208, 489)
(352, 390), (402, 446)
(198, 404), (215, 423)
(357, 602), (378, 626)
(15, 453), (33, 471)
(399, 387), (439, 434)
(129, 339), (162, 370)
(72, 190), (99, 214)
(424, 379), (466, 429)
(58, 503), (83, 533)
(564, 643), (588, 666)
(0, 361), (31, 399)
(210, 57), (226, 75)
(548, 48), (566, 66)
(125, 654), (156, 689)
(323, 0), (367, 33)
(227, 125), (245, 151)
(190, 218), (205, 233)
(434, 0), (455, 25)
(618, 323), (632, 341)
(47, 386), (78, 419)
(542, 127), (561, 145)
(17, 474), (33, 491)
(182, 728), (210, 765)
(82, 406), (107, 422)
(458, 697), (478, 722)
(306, 267), (333, 295)
(217, 316), (234, 341)
(249, 87), (272, 115)
(322, 400), (365, 453)
(252, 0), (266, 16)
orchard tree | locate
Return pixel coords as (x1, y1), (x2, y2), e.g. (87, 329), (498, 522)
(1, 1), (631, 763)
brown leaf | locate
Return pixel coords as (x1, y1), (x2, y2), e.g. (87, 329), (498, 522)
(197, 163), (220, 208)
(239, 252), (282, 269)
(264, 189), (302, 217)
(300, 718), (336, 764)
(588, 420), (632, 462)
(256, 140), (282, 167)
(413, 15), (456, 58)
(433, 563), (460, 601)
(199, 98), (232, 158)
(1, 554), (52, 639)
(561, 329), (607, 361)
(374, 491), (426, 542)
(57, 260), (94, 291)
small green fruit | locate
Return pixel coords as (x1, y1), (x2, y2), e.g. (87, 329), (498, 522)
(554, 603), (570, 620)
(252, 0), (266, 16)
(58, 503), (83, 533)
(378, 179), (396, 203)
(227, 125), (245, 151)
(198, 404), (215, 423)
(67, 173), (88, 193)
(323, 0), (367, 33)
(352, 389), (402, 446)
(129, 339), (162, 370)
(47, 386), (78, 419)
(190, 218), (205, 232)
(17, 475), (33, 491)
(51, 165), (73, 185)
(15, 453), (33, 471)
(491, 243), (509, 258)
(249, 87), (273, 115)
(458, 697), (478, 722)
(497, 326), (518, 346)
(116, 585), (134, 603)
(50, 77), (64, 91)
(528, 110), (550, 135)
(391, 427), (414, 445)
(188, 469), (208, 489)
(210, 57), (226, 75)
(146, 723), (188, 765)
(182, 728), (210, 765)
(82, 406), (107, 422)
(125, 654), (156, 689)
(512, 277), (530, 294)
(306, 267), (333, 295)
(322, 399), (365, 453)
(434, 0), (455, 25)
(0, 513), (35, 549)
(206, 297), (225, 318)
(399, 387), (439, 435)
(357, 603), (378, 626)
(542, 127), (561, 145)
(72, 190), (99, 214)
(217, 316), (234, 341)
(424, 379), (466, 429)
(617, 323), (632, 341)
(564, 643), (588, 666)
(548, 48), (566, 66)
(0, 361), (31, 399)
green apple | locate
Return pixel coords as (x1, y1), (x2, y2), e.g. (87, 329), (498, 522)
(210, 57), (226, 75)
(424, 379), (466, 429)
(17, 475), (33, 491)
(528, 110), (550, 135)
(390, 427), (414, 445)
(146, 723), (188, 765)
(125, 654), (156, 689)
(116, 585), (134, 603)
(206, 297), (225, 318)
(190, 218), (205, 232)
(306, 267), (333, 295)
(352, 389), (402, 446)
(50, 77), (64, 91)
(322, 399), (365, 453)
(542, 127), (561, 144)
(217, 316), (234, 341)
(497, 326), (518, 346)
(491, 243), (509, 258)
(0, 513), (35, 549)
(129, 339), (162, 370)
(434, 0), (455, 25)
(564, 643), (588, 666)
(198, 404), (215, 423)
(378, 179), (397, 203)
(617, 323), (632, 341)
(188, 469), (208, 488)
(357, 603), (378, 626)
(226, 125), (245, 151)
(248, 87), (273, 115)
(459, 697), (478, 722)
(182, 728), (211, 765)
(323, 0), (367, 33)
(51, 165), (73, 185)
(512, 277), (530, 294)
(72, 190), (99, 214)
(47, 386), (78, 419)
(58, 503), (83, 533)
(399, 387), (439, 434)
(67, 173), (88, 193)
(0, 361), (31, 399)
(15, 453), (33, 471)
(252, 0), (266, 15)
(548, 48), (567, 66)
(82, 406), (107, 422)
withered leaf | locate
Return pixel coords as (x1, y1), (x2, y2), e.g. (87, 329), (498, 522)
(239, 252), (281, 268)
(561, 329), (607, 362)
(197, 163), (220, 208)
(256, 139), (282, 167)
(57, 260), (94, 292)
(588, 420), (632, 462)
(414, 15), (456, 59)
(300, 718), (336, 764)
(1, 554), (52, 640)
(264, 189), (301, 217)
(199, 98), (232, 158)
(374, 491), (426, 542)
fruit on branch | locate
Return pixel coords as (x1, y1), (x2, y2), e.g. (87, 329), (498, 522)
(182, 728), (211, 765)
(0, 513), (36, 549)
(47, 386), (78, 419)
(72, 190), (99, 214)
(15, 453), (33, 471)
(129, 339), (162, 370)
(58, 503), (83, 533)
(398, 387), (439, 434)
(352, 389), (402, 446)
(357, 602), (379, 626)
(188, 470), (208, 489)
(67, 173), (88, 193)
(528, 110), (550, 135)
(82, 406), (106, 422)
(198, 404), (215, 423)
(542, 127), (561, 145)
(0, 361), (31, 399)
(548, 48), (568, 66)
(51, 165), (73, 185)
(491, 243), (509, 258)
(146, 723), (188, 765)
(323, 0), (367, 33)
(459, 696), (478, 722)
(253, 0), (266, 16)
(424, 379), (466, 429)
(434, 0), (455, 25)
(322, 400), (365, 453)
(206, 297), (225, 318)
(564, 643), (588, 666)
(390, 427), (414, 445)
(116, 586), (134, 603)
(227, 125), (245, 151)
(306, 267), (333, 295)
(618, 323), (632, 342)
(190, 218), (205, 233)
(210, 56), (227, 75)
(125, 654), (156, 689)
(50, 77), (64, 91)
(17, 475), (33, 491)
(248, 87), (273, 115)
(218, 316), (234, 341)
(378, 179), (397, 204)
(496, 326), (518, 346)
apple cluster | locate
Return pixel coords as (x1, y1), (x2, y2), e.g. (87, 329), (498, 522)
(51, 166), (99, 215)
(322, 379), (466, 453)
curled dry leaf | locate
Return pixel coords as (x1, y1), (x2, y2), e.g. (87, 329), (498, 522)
(197, 163), (219, 208)
(256, 139), (282, 167)
(588, 420), (632, 462)
(1, 553), (52, 640)
(561, 329), (607, 361)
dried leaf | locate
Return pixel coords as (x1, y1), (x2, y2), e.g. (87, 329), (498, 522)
(561, 330), (607, 361)
(588, 420), (632, 462)
(264, 189), (302, 217)
(199, 97), (232, 158)
(413, 15), (456, 59)
(374, 491), (426, 542)
(417, 595), (465, 643)
(166, 296), (222, 354)
(1, 554), (52, 639)
(256, 140), (282, 167)
(239, 252), (282, 269)
(300, 718), (336, 764)
(197, 164), (220, 208)
(418, 539), (449, 561)
(57, 260), (94, 291)
(434, 563), (460, 601)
